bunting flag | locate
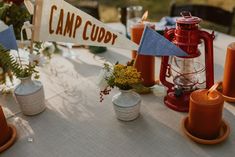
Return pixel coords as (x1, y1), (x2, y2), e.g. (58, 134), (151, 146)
(0, 25), (18, 50)
(33, 0), (138, 50)
(138, 26), (188, 56)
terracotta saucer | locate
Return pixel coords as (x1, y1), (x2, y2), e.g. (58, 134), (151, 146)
(215, 81), (235, 103)
(222, 94), (235, 103)
(0, 124), (17, 153)
(182, 117), (230, 145)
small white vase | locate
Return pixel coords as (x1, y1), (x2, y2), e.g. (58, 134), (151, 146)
(14, 77), (45, 116)
(112, 89), (141, 121)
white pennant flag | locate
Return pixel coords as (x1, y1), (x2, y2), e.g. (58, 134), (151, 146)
(24, 0), (34, 15)
(33, 0), (138, 50)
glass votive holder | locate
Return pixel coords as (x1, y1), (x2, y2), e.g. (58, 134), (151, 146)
(118, 6), (127, 26)
(126, 6), (143, 39)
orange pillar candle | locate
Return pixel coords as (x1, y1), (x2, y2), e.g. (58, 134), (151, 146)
(222, 42), (235, 98)
(131, 23), (155, 87)
(188, 89), (224, 140)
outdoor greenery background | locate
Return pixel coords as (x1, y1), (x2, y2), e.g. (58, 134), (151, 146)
(96, 0), (235, 35)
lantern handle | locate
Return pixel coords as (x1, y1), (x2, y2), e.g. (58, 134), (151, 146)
(180, 11), (192, 18)
(199, 30), (215, 88)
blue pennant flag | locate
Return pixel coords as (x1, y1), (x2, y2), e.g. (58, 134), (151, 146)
(0, 25), (18, 50)
(138, 26), (188, 56)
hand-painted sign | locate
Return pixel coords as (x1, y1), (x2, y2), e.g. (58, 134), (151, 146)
(33, 0), (138, 50)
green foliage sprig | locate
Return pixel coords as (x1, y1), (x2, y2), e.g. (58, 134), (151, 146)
(0, 44), (39, 79)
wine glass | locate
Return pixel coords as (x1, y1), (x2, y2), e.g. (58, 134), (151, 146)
(63, 43), (78, 59)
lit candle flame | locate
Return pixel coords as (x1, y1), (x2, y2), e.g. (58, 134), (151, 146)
(207, 82), (220, 96)
(141, 11), (148, 22)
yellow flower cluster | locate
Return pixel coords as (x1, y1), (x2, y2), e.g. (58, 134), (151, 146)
(113, 64), (141, 89)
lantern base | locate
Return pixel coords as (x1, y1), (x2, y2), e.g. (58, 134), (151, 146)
(164, 91), (191, 112)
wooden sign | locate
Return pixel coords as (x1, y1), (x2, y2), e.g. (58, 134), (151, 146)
(33, 0), (138, 50)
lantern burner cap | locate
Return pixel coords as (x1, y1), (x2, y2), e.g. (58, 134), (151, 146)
(176, 11), (201, 25)
(173, 75), (197, 91)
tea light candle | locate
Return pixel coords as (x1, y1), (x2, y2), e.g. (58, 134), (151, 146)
(188, 88), (224, 139)
(130, 11), (155, 87)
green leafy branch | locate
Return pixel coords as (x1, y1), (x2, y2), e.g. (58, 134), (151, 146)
(0, 44), (39, 78)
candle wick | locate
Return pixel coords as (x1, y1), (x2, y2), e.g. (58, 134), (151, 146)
(207, 83), (219, 97)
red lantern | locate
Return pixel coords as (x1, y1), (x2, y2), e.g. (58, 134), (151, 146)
(160, 11), (215, 112)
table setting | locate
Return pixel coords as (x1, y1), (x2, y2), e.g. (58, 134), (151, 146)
(0, 0), (235, 156)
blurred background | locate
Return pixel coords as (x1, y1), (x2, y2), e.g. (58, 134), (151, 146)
(99, 0), (234, 21)
(66, 0), (235, 36)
